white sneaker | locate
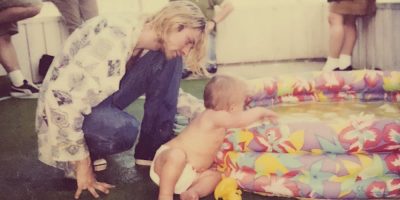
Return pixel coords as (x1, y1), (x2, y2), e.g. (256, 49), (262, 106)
(135, 159), (152, 166)
(93, 159), (107, 171)
(10, 80), (39, 99)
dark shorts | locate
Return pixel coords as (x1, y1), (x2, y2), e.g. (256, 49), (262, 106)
(330, 0), (376, 16)
(0, 22), (18, 36)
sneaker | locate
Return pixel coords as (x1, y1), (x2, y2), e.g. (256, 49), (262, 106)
(93, 158), (107, 171)
(206, 65), (218, 74)
(182, 69), (193, 79)
(135, 159), (152, 166)
(334, 65), (353, 71)
(10, 80), (39, 99)
(38, 54), (54, 77)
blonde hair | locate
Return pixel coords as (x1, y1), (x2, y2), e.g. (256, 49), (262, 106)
(204, 75), (248, 111)
(146, 1), (207, 74)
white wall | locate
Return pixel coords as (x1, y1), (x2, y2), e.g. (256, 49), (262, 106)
(141, 0), (167, 14)
(1, 0), (399, 82)
(216, 0), (329, 64)
(353, 3), (400, 69)
(216, 0), (400, 68)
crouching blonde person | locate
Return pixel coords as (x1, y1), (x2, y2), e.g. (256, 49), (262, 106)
(36, 1), (207, 199)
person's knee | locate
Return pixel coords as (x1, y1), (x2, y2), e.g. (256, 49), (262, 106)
(0, 34), (11, 43)
(343, 16), (356, 26)
(328, 12), (343, 26)
(104, 115), (139, 152)
(83, 111), (139, 155)
(12, 5), (42, 20)
(118, 117), (139, 149)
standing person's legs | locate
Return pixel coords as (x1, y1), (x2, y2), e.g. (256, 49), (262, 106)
(323, 11), (344, 71)
(51, 0), (81, 34)
(206, 32), (217, 74)
(341, 16), (357, 55)
(0, 5), (40, 76)
(0, 32), (19, 75)
(0, 5), (42, 24)
(79, 0), (98, 21)
(338, 15), (357, 70)
(181, 62), (193, 79)
(0, 22), (39, 98)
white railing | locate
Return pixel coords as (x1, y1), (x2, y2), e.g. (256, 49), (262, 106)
(353, 3), (400, 70)
(0, 3), (67, 83)
(216, 0), (329, 64)
(0, 0), (140, 83)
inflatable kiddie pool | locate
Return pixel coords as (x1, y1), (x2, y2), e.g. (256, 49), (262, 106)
(176, 70), (400, 199)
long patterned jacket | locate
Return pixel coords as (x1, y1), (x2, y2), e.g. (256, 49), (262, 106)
(35, 14), (144, 177)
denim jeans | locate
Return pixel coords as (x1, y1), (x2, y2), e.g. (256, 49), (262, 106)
(82, 50), (183, 160)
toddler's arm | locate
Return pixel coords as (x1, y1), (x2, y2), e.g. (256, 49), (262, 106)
(211, 107), (277, 129)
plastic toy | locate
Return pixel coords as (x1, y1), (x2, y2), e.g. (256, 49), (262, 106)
(214, 177), (242, 200)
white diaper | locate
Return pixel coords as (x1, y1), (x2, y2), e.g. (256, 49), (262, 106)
(150, 145), (199, 194)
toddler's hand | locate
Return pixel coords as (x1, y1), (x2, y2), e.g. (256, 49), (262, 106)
(262, 109), (278, 125)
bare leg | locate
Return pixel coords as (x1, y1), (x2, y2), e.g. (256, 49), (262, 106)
(51, 0), (81, 34)
(323, 12), (345, 71)
(154, 148), (187, 200)
(0, 34), (19, 73)
(341, 15), (357, 56)
(180, 169), (221, 200)
(327, 12), (345, 58)
(0, 5), (41, 72)
(0, 5), (41, 24)
(79, 0), (99, 21)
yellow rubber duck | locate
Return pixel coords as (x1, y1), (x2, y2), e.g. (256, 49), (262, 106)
(214, 177), (242, 200)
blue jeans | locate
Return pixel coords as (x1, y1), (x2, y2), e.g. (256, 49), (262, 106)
(82, 50), (183, 160)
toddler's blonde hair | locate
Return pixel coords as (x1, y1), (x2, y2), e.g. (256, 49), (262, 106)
(204, 75), (248, 111)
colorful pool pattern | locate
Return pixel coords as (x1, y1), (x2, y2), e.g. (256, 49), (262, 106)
(176, 70), (400, 199)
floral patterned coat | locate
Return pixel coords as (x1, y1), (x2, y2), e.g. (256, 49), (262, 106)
(35, 14), (143, 176)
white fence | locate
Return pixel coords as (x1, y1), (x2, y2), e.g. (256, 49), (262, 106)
(216, 0), (329, 64)
(353, 3), (400, 70)
(1, 0), (399, 83)
(0, 0), (140, 83)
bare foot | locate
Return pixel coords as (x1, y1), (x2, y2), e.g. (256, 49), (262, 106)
(180, 190), (199, 200)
